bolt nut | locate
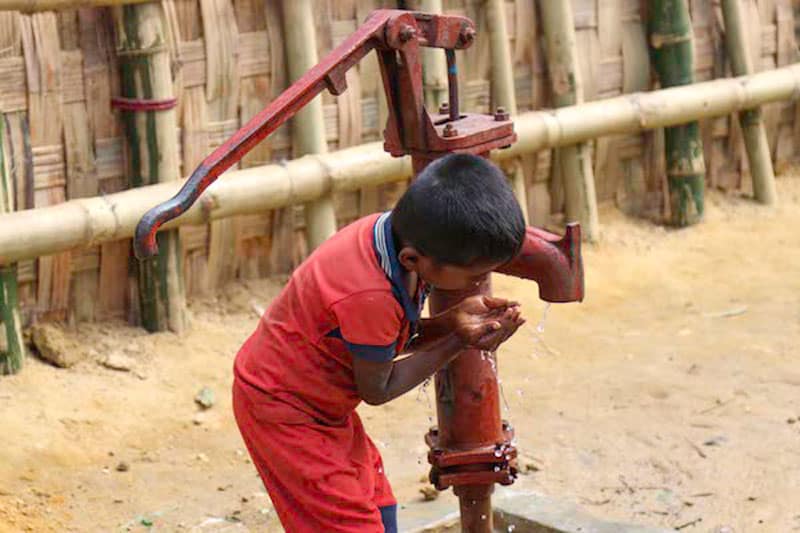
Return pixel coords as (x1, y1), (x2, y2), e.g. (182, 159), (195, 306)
(459, 26), (476, 45)
(443, 123), (458, 137)
(398, 24), (417, 43)
(438, 102), (450, 115)
(494, 107), (510, 121)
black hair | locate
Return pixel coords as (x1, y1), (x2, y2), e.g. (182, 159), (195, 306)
(391, 153), (525, 266)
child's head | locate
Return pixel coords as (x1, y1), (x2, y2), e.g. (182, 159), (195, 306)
(392, 153), (526, 290)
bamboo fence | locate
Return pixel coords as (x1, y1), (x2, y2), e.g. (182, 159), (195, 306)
(0, 0), (798, 333)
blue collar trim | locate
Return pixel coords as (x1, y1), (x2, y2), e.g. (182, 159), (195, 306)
(373, 212), (428, 324)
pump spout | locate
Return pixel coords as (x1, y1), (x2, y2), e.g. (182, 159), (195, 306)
(496, 222), (584, 303)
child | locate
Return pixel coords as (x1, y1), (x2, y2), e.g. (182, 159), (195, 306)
(232, 153), (527, 532)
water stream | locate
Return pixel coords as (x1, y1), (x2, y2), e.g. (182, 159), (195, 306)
(416, 376), (434, 425)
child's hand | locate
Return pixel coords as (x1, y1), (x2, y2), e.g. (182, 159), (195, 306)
(471, 305), (525, 352)
(448, 296), (521, 348)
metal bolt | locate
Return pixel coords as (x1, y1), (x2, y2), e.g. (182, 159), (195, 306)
(494, 106), (510, 121)
(443, 123), (458, 137)
(398, 24), (416, 43)
(459, 27), (476, 45)
(438, 102), (450, 115)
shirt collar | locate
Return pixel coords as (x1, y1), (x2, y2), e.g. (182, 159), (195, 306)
(373, 212), (427, 323)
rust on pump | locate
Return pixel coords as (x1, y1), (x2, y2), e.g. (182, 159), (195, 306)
(133, 9), (583, 532)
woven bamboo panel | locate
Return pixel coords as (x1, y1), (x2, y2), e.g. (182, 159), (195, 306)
(0, 0), (799, 326)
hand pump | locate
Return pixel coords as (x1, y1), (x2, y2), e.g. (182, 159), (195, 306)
(133, 10), (584, 531)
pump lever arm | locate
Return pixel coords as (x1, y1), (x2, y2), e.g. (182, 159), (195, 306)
(134, 9), (476, 259)
(133, 12), (389, 259)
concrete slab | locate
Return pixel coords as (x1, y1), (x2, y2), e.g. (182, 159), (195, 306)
(493, 489), (676, 533)
(398, 492), (459, 533)
(399, 488), (676, 533)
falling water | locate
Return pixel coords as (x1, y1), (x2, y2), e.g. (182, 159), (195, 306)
(523, 302), (561, 358)
(498, 378), (511, 413)
(416, 377), (434, 424)
(537, 302), (551, 333)
(482, 350), (511, 414)
(480, 350), (498, 376)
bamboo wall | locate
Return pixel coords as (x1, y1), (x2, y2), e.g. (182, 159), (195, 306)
(0, 0), (799, 326)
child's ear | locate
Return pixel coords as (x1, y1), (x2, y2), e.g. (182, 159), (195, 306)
(397, 246), (421, 272)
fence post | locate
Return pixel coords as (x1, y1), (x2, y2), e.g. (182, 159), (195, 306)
(281, 0), (338, 250)
(721, 0), (777, 204)
(539, 0), (599, 239)
(0, 116), (25, 375)
(486, 0), (529, 223)
(647, 0), (707, 226)
(114, 2), (187, 333)
(419, 0), (449, 111)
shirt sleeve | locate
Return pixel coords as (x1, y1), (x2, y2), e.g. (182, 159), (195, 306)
(330, 290), (403, 362)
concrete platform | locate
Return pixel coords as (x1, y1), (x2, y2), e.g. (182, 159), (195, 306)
(400, 488), (676, 533)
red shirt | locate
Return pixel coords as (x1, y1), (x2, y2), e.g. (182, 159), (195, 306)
(234, 212), (427, 425)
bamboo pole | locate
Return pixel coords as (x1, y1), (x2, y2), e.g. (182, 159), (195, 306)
(419, 0), (448, 111)
(281, 0), (337, 250)
(539, 0), (599, 240)
(0, 116), (25, 375)
(721, 0), (777, 204)
(647, 0), (706, 226)
(1, 64), (800, 265)
(114, 2), (186, 334)
(486, 0), (528, 223)
(3, 0), (149, 12)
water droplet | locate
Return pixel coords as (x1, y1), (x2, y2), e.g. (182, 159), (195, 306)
(493, 465), (500, 472)
(480, 514), (486, 520)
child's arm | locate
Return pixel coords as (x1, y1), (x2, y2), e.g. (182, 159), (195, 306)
(353, 296), (525, 406)
(410, 296), (519, 350)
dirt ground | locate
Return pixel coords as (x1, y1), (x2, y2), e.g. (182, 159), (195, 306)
(1, 175), (799, 533)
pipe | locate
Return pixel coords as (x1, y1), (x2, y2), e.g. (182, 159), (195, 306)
(496, 223), (582, 303)
(1, 63), (800, 265)
(500, 62), (800, 159)
(429, 262), (500, 533)
(720, 0), (777, 204)
(0, 143), (407, 265)
(3, 0), (149, 11)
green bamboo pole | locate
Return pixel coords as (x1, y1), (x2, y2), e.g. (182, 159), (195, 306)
(647, 0), (706, 226)
(539, 0), (599, 240)
(486, 0), (528, 223)
(2, 63), (800, 265)
(0, 116), (25, 375)
(114, 2), (186, 334)
(281, 0), (337, 250)
(419, 0), (449, 111)
(721, 0), (777, 204)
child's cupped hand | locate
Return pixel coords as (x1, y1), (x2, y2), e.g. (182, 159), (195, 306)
(449, 295), (526, 351)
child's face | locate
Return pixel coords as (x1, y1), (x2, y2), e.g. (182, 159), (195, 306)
(398, 247), (505, 290)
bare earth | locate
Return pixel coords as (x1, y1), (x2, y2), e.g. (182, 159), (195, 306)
(1, 176), (799, 533)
